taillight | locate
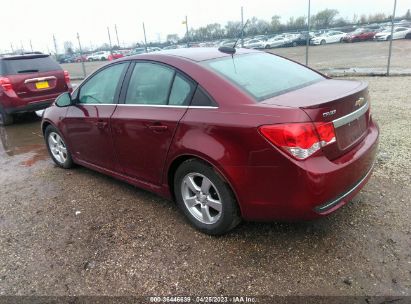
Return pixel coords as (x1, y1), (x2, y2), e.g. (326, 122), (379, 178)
(0, 77), (13, 91)
(258, 122), (336, 160)
(63, 70), (71, 85)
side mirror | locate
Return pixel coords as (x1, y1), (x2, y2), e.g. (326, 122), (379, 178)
(55, 92), (73, 107)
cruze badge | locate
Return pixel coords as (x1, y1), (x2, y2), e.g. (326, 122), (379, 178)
(322, 109), (336, 118)
(355, 97), (366, 107)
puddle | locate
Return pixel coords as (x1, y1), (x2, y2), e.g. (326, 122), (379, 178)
(0, 114), (48, 166)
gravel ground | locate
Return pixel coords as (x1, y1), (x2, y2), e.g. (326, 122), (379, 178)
(0, 77), (410, 297)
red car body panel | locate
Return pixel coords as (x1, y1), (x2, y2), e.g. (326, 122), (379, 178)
(342, 30), (378, 42)
(42, 48), (379, 221)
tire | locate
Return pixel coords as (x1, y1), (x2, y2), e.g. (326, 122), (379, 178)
(386, 36), (391, 41)
(292, 41), (297, 47)
(45, 125), (74, 169)
(0, 108), (13, 126)
(405, 33), (411, 39)
(88, 58), (94, 62)
(265, 45), (271, 49)
(320, 39), (326, 45)
(174, 159), (241, 235)
(101, 57), (106, 61)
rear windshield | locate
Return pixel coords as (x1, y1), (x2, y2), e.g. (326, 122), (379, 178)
(2, 56), (61, 75)
(203, 53), (324, 101)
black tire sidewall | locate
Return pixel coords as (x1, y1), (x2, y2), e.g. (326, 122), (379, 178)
(174, 159), (240, 235)
(45, 125), (73, 169)
(0, 107), (13, 126)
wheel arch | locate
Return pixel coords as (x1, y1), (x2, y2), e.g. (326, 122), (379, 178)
(165, 153), (243, 215)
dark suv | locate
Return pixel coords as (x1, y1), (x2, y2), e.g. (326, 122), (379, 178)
(0, 53), (72, 125)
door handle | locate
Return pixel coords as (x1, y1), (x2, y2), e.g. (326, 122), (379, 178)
(95, 121), (108, 129)
(147, 123), (168, 132)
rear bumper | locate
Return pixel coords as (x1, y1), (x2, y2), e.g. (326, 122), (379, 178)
(5, 99), (55, 114)
(1, 92), (61, 114)
(223, 120), (379, 221)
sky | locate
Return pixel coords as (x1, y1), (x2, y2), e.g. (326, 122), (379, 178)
(1, 0), (409, 53)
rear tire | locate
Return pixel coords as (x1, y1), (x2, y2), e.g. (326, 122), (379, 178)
(45, 125), (74, 169)
(386, 35), (391, 41)
(320, 39), (326, 45)
(174, 159), (241, 235)
(0, 109), (13, 126)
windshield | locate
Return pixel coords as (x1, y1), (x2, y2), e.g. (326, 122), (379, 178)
(203, 53), (324, 101)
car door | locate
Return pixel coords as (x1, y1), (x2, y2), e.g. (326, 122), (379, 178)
(63, 62), (129, 171)
(110, 61), (196, 185)
(394, 28), (406, 39)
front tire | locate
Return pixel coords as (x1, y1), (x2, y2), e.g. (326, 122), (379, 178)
(0, 109), (13, 126)
(174, 159), (241, 235)
(320, 39), (326, 45)
(45, 125), (73, 169)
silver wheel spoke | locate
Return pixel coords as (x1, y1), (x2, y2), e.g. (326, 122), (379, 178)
(201, 178), (212, 195)
(186, 176), (200, 193)
(48, 132), (67, 165)
(201, 205), (212, 222)
(185, 196), (198, 208)
(206, 197), (222, 212)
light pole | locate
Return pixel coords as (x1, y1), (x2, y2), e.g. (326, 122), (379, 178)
(305, 0), (311, 66)
(387, 0), (397, 76)
(76, 32), (87, 78)
(142, 22), (148, 53)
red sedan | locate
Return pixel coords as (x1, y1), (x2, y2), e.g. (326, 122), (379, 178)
(342, 28), (379, 42)
(41, 48), (379, 235)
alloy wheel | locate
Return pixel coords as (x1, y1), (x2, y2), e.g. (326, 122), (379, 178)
(48, 132), (68, 165)
(181, 173), (223, 225)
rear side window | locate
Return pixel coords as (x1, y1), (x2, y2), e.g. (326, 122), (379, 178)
(203, 53), (324, 101)
(125, 62), (174, 105)
(169, 74), (196, 106)
(3, 56), (61, 74)
(191, 86), (218, 107)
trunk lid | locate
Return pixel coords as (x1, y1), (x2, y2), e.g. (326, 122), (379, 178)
(261, 79), (371, 160)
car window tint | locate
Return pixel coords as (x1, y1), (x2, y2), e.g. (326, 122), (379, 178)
(169, 74), (196, 106)
(79, 63), (126, 104)
(125, 62), (174, 105)
(203, 53), (324, 101)
(3, 56), (61, 74)
(191, 86), (218, 107)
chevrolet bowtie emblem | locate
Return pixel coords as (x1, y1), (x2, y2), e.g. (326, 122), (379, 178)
(355, 97), (366, 107)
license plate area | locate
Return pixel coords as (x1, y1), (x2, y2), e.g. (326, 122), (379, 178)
(335, 114), (367, 150)
(35, 81), (49, 89)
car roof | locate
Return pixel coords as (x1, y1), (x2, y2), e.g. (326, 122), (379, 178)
(121, 47), (259, 62)
(0, 53), (49, 61)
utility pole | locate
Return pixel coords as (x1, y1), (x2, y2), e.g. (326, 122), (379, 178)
(10, 43), (14, 54)
(241, 7), (244, 48)
(20, 40), (24, 53)
(107, 26), (113, 54)
(76, 32), (87, 79)
(115, 24), (120, 47)
(142, 22), (148, 53)
(53, 34), (58, 57)
(387, 0), (397, 76)
(305, 0), (311, 66)
(30, 40), (33, 52)
(185, 16), (189, 48)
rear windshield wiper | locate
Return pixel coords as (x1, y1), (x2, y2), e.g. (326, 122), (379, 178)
(17, 69), (39, 73)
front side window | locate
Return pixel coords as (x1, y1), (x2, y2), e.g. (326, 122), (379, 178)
(203, 53), (324, 101)
(125, 63), (174, 105)
(79, 63), (127, 104)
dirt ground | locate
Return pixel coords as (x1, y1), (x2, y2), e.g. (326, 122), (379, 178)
(0, 77), (410, 297)
(62, 40), (411, 78)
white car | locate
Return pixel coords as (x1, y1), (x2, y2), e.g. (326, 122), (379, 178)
(244, 39), (266, 49)
(87, 51), (111, 61)
(311, 31), (346, 45)
(374, 27), (411, 41)
(264, 36), (291, 48)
